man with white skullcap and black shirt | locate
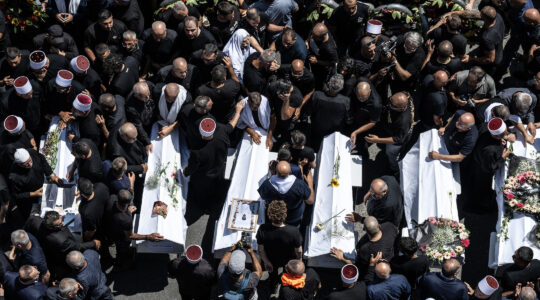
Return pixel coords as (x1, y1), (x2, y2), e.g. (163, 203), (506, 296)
(44, 69), (85, 122)
(168, 244), (215, 300)
(27, 50), (68, 88)
(217, 243), (262, 300)
(70, 93), (104, 146)
(2, 75), (42, 137)
(1, 115), (37, 150)
(0, 47), (29, 92)
(466, 275), (502, 300)
(8, 148), (61, 222)
(327, 264), (367, 299)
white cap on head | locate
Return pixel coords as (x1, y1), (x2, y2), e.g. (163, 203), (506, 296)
(4, 115), (23, 134)
(478, 275), (499, 296)
(29, 50), (48, 70)
(14, 148), (30, 164)
(73, 94), (92, 112)
(366, 20), (383, 35)
(488, 118), (506, 136)
(56, 70), (73, 87)
(199, 118), (216, 138)
(341, 264), (359, 284)
(185, 244), (203, 264)
(13, 76), (32, 95)
(70, 55), (90, 74)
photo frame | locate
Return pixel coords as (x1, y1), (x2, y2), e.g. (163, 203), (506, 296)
(227, 198), (260, 232)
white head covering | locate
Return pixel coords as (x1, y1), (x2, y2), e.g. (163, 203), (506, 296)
(269, 174), (296, 194)
(223, 29), (256, 83)
(13, 76), (32, 94)
(14, 148), (30, 164)
(4, 115), (23, 133)
(70, 55), (90, 74)
(158, 84), (187, 125)
(73, 93), (92, 112)
(56, 70), (73, 87)
(341, 264), (359, 284)
(488, 118), (506, 135)
(185, 245), (203, 264)
(238, 95), (271, 130)
(199, 118), (216, 137)
(29, 50), (48, 70)
(477, 275), (499, 296)
(367, 20), (383, 34)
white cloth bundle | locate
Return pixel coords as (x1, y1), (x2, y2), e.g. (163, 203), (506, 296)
(238, 96), (271, 130)
(158, 84), (187, 125)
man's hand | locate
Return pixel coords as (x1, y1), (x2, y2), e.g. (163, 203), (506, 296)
(50, 174), (63, 186)
(148, 233), (164, 242)
(364, 134), (379, 143)
(30, 187), (43, 198)
(429, 151), (440, 160)
(222, 56), (233, 70)
(377, 68), (388, 78)
(269, 61), (280, 71)
(528, 123), (537, 137)
(59, 111), (75, 123)
(128, 205), (137, 214)
(146, 144), (153, 154)
(263, 260), (274, 273)
(526, 134), (535, 145)
(438, 127), (446, 136)
(330, 247), (345, 261)
(2, 76), (13, 87)
(464, 282), (474, 295)
(158, 124), (174, 138)
(456, 98), (468, 106)
(502, 148), (511, 159)
(57, 50), (66, 57)
(95, 115), (105, 128)
(128, 171), (136, 185)
(8, 245), (15, 261)
(63, 13), (73, 23)
(350, 132), (358, 145)
(141, 163), (148, 174)
(427, 39), (435, 54)
(66, 170), (75, 182)
(345, 212), (361, 223)
(235, 100), (246, 113)
(250, 132), (262, 145)
(308, 56), (317, 64)
(303, 171), (313, 186)
(266, 138), (273, 150)
(56, 13), (66, 23)
(292, 107), (301, 121)
(93, 239), (101, 250)
(515, 283), (523, 298)
(369, 252), (383, 266)
(461, 54), (470, 63)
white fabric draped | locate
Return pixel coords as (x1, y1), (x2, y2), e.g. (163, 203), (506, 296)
(40, 116), (81, 232)
(400, 129), (460, 227)
(213, 129), (270, 253)
(489, 131), (540, 268)
(305, 132), (356, 268)
(158, 84), (187, 125)
(223, 29), (256, 83)
(237, 96), (271, 131)
(135, 123), (190, 253)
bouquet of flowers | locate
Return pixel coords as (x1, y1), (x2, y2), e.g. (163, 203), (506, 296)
(145, 160), (182, 208)
(41, 128), (61, 170)
(152, 201), (168, 218)
(502, 171), (540, 217)
(5, 0), (48, 33)
(420, 217), (470, 263)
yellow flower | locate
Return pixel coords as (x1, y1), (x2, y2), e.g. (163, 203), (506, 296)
(330, 178), (339, 187)
(315, 223), (324, 231)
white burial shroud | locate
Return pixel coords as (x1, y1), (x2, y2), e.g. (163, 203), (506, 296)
(305, 132), (356, 268)
(400, 129), (460, 227)
(135, 123), (189, 253)
(489, 131), (540, 268)
(213, 129), (270, 253)
(40, 116), (81, 232)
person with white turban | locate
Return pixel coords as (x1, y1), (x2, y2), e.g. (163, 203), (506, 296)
(223, 29), (256, 83)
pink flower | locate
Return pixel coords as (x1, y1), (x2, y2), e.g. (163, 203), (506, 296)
(517, 202), (524, 208)
(507, 193), (514, 200)
(428, 217), (436, 224)
(452, 221), (458, 227)
(171, 172), (177, 179)
(519, 177), (527, 185)
(461, 239), (470, 247)
(504, 189), (511, 195)
(420, 244), (428, 252)
(450, 251), (456, 257)
(527, 171), (533, 177)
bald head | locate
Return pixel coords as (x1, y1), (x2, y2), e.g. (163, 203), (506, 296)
(120, 122), (137, 138)
(291, 59), (304, 72)
(152, 21), (166, 34)
(277, 161), (291, 178)
(370, 178), (388, 195)
(438, 40), (453, 58)
(459, 112), (475, 127)
(433, 70), (449, 89)
(390, 92), (409, 110)
(442, 258), (461, 277)
(164, 83), (180, 103)
(173, 57), (187, 69)
(524, 8), (540, 26)
(481, 6), (497, 21)
(286, 259), (305, 275)
(355, 81), (371, 102)
(364, 216), (380, 236)
(520, 287), (537, 300)
(312, 23), (328, 39)
(375, 261), (391, 279)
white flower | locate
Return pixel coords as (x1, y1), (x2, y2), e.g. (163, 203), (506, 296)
(455, 246), (464, 253)
(435, 252), (443, 259)
(459, 232), (469, 239)
(524, 204), (532, 211)
(443, 252), (452, 260)
(509, 200), (517, 207)
(458, 224), (466, 232)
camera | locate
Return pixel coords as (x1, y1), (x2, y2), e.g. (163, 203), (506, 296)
(235, 232), (252, 249)
(377, 36), (398, 55)
(462, 95), (475, 108)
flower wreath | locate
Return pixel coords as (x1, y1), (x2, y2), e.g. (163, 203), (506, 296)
(420, 217), (470, 263)
(499, 171), (540, 240)
(5, 1), (48, 33)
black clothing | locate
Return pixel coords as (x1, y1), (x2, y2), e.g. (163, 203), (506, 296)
(326, 281), (367, 300)
(79, 182), (109, 236)
(350, 78), (382, 131)
(443, 110), (479, 155)
(119, 39), (145, 64)
(169, 256), (216, 299)
(73, 67), (102, 99)
(83, 19), (127, 53)
(102, 95), (126, 131)
(279, 66), (316, 96)
(154, 63), (201, 96)
(108, 201), (132, 241)
(106, 0), (144, 35)
(256, 223), (303, 268)
(0, 129), (34, 151)
(107, 56), (139, 97)
(106, 129), (148, 174)
(125, 89), (157, 145)
(156, 6), (201, 30)
(27, 54), (68, 88)
(175, 25), (217, 60)
(428, 27), (468, 58)
(8, 149), (52, 209)
(244, 52), (272, 93)
(390, 255), (430, 289)
(266, 82), (303, 137)
(420, 75), (448, 128)
(478, 14), (505, 69)
(0, 55), (30, 84)
(353, 51), (381, 78)
(76, 139), (103, 183)
(141, 28), (177, 66)
(280, 268), (320, 300)
(310, 91), (350, 148)
(74, 104), (104, 146)
(391, 37), (425, 92)
(239, 12), (271, 48)
(500, 260), (540, 292)
(33, 32), (79, 60)
(1, 82), (42, 136)
(328, 2), (370, 54)
(383, 103), (413, 145)
(179, 102), (210, 150)
(366, 175), (403, 227)
(189, 49), (225, 84)
(197, 80), (241, 123)
(44, 77), (85, 116)
(308, 34), (339, 87)
(207, 6), (240, 48)
(14, 233), (48, 275)
(355, 222), (397, 276)
(424, 57), (464, 76)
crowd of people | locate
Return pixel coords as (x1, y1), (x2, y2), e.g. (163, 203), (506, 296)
(0, 0), (539, 298)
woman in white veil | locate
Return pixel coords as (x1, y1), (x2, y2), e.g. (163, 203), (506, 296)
(223, 29), (256, 84)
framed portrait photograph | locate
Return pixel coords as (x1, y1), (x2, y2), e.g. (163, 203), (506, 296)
(227, 198), (260, 232)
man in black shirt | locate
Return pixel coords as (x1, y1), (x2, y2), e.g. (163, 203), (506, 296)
(308, 23), (339, 88)
(279, 260), (321, 299)
(420, 70), (450, 130)
(390, 32), (426, 93)
(0, 115), (36, 150)
(265, 79), (302, 145)
(44, 69), (85, 119)
(328, 0), (370, 57)
(499, 246), (540, 296)
(168, 244), (215, 300)
(271, 28), (308, 65)
(32, 25), (79, 60)
(106, 0), (144, 36)
(390, 237), (430, 291)
(279, 59), (315, 115)
(241, 8), (284, 52)
(427, 14), (468, 59)
(69, 55), (102, 100)
(71, 93), (104, 146)
(189, 44), (226, 85)
(141, 21), (177, 76)
(433, 110), (478, 163)
(97, 93), (127, 135)
(365, 92), (413, 172)
(125, 81), (157, 147)
(156, 1), (201, 30)
(119, 30), (144, 64)
(102, 53), (139, 97)
(197, 65), (241, 123)
(0, 47), (29, 92)
(83, 9), (127, 63)
(2, 76), (42, 137)
(352, 36), (382, 80)
(27, 50), (69, 89)
(176, 16), (217, 60)
(422, 40), (464, 76)
(154, 57), (201, 96)
(244, 49), (280, 93)
(327, 264), (367, 300)
(207, 1), (240, 49)
(310, 74), (351, 150)
(77, 178), (109, 242)
(350, 80), (382, 150)
(179, 95), (213, 151)
(68, 139), (103, 184)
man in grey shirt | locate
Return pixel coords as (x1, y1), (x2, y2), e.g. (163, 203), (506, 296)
(497, 87), (537, 138)
(448, 66), (496, 112)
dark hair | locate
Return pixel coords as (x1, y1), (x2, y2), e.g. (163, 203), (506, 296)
(337, 57), (356, 77)
(44, 210), (61, 226)
(447, 15), (461, 31)
(95, 43), (110, 56)
(6, 47), (20, 59)
(184, 16), (198, 27)
(246, 8), (259, 21)
(97, 9), (112, 21)
(117, 189), (132, 206)
(99, 93), (116, 109)
(248, 92), (262, 106)
(290, 130), (306, 147)
(398, 237), (418, 256)
(202, 43), (218, 56)
(103, 53), (124, 71)
(282, 28), (296, 40)
(217, 1), (234, 15)
(469, 66), (486, 82)
(267, 200), (287, 224)
(275, 79), (292, 95)
(211, 65), (226, 84)
(72, 141), (91, 157)
(277, 148), (292, 161)
(516, 246), (534, 263)
(78, 177), (93, 196)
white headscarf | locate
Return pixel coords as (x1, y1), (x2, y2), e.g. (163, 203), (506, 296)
(269, 174), (296, 194)
(223, 29), (256, 83)
(158, 84), (187, 125)
(55, 0), (82, 14)
(238, 95), (271, 130)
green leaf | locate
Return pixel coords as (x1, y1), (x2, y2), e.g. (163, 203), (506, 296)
(445, 1), (449, 8)
(392, 11), (401, 19)
(436, 0), (443, 7)
(452, 3), (463, 10)
(313, 11), (319, 21)
(322, 6), (330, 15)
(406, 15), (413, 23)
(326, 8), (334, 18)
